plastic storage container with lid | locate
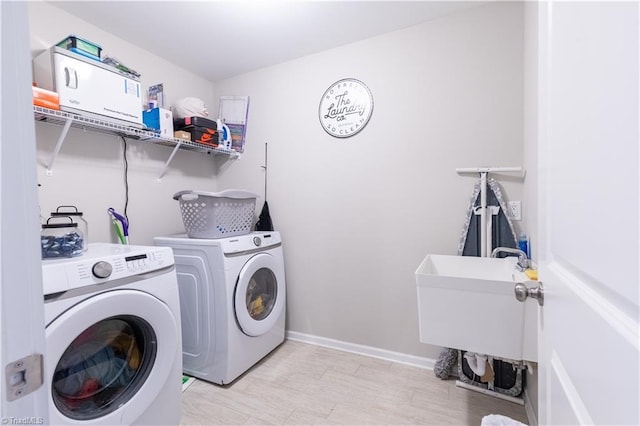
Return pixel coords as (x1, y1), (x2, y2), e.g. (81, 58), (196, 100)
(56, 35), (102, 61)
(41, 216), (84, 259)
(50, 205), (88, 252)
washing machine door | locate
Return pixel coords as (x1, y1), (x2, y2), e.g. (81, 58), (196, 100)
(46, 289), (179, 425)
(234, 252), (285, 337)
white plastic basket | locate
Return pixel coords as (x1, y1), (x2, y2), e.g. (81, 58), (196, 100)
(173, 190), (257, 238)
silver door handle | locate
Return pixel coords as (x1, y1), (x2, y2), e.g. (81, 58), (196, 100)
(514, 282), (544, 306)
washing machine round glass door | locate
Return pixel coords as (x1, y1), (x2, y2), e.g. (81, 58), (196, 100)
(46, 289), (179, 424)
(234, 252), (285, 336)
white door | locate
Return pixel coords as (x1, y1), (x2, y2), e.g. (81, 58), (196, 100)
(0, 1), (49, 423)
(537, 2), (639, 425)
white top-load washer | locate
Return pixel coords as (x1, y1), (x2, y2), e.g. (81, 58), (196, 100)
(41, 243), (182, 425)
(153, 231), (286, 385)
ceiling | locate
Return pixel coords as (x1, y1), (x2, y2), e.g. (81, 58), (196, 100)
(49, 1), (482, 82)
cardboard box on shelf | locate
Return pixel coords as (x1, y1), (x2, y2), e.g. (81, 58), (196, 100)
(174, 130), (191, 141)
(143, 107), (174, 138)
(186, 126), (218, 146)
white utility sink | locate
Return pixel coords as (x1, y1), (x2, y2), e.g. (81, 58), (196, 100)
(415, 254), (537, 361)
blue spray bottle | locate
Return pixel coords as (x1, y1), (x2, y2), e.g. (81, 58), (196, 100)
(518, 232), (530, 258)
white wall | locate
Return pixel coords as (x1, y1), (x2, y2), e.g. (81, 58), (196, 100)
(29, 2), (221, 245)
(214, 2), (525, 359)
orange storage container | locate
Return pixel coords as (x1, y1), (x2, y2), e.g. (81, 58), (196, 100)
(32, 86), (60, 110)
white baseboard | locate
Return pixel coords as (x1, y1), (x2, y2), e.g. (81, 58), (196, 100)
(523, 388), (538, 426)
(285, 330), (436, 370)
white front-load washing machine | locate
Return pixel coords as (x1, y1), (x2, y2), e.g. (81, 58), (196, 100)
(41, 243), (182, 425)
(153, 231), (286, 385)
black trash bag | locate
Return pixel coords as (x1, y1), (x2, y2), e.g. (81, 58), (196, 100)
(255, 201), (274, 231)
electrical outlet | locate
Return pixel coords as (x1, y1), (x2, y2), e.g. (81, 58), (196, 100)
(507, 201), (522, 221)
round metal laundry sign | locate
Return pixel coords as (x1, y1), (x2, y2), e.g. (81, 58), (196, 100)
(318, 78), (374, 138)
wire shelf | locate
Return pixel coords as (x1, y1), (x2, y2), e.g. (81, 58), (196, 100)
(34, 106), (239, 179)
(33, 106), (239, 157)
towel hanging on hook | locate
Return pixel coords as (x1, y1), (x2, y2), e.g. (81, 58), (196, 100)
(255, 142), (274, 231)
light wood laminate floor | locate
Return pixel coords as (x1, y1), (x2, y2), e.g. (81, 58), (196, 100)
(181, 340), (529, 425)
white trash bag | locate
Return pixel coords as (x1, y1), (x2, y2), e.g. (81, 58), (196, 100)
(171, 97), (208, 118)
(481, 414), (527, 426)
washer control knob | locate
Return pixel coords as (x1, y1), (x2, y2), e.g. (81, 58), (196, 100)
(92, 261), (113, 279)
(253, 236), (262, 247)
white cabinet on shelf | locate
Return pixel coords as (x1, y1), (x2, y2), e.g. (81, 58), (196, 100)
(33, 106), (239, 180)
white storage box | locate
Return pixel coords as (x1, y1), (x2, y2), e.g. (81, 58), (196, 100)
(173, 190), (257, 238)
(33, 46), (143, 127)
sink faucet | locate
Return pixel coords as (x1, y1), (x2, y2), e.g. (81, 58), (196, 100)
(490, 247), (530, 271)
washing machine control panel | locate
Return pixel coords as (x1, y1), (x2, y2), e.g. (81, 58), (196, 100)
(42, 243), (175, 295)
(219, 232), (282, 254)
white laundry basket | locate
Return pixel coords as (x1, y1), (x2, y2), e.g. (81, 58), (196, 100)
(173, 190), (257, 238)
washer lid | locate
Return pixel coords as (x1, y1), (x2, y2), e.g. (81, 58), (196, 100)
(221, 232), (281, 254)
